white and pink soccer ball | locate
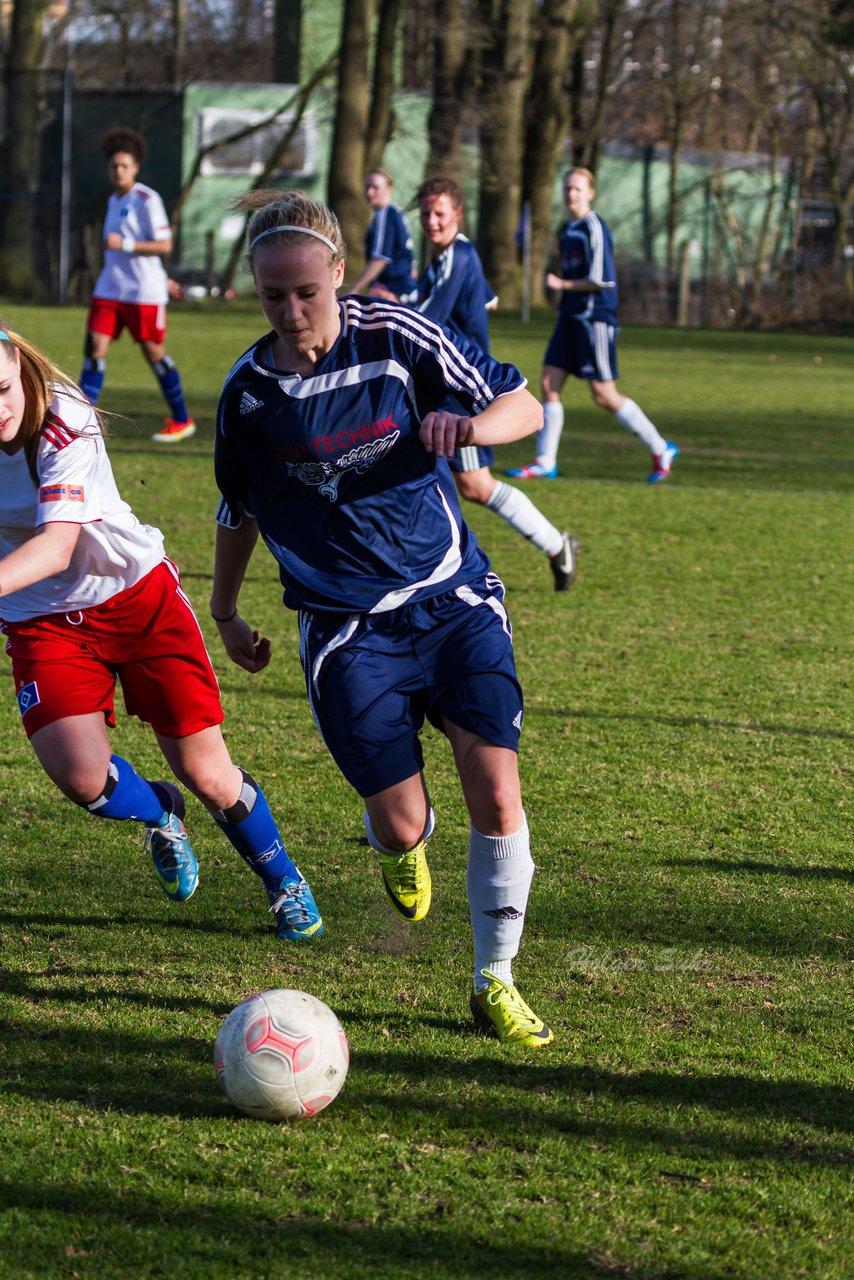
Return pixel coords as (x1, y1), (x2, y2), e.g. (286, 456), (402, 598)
(214, 988), (349, 1122)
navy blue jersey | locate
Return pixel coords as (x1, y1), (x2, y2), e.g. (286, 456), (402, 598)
(416, 235), (492, 353)
(556, 212), (618, 323)
(365, 203), (416, 299)
(215, 297), (525, 615)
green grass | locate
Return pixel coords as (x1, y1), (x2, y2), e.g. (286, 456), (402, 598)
(0, 301), (851, 1279)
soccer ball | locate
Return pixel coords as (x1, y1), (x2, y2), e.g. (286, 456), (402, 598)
(214, 988), (349, 1122)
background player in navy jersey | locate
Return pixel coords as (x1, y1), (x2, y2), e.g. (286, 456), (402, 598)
(79, 127), (196, 445)
(0, 322), (322, 941)
(346, 167), (417, 303)
(509, 167), (679, 484)
(211, 188), (554, 1047)
(415, 176), (578, 592)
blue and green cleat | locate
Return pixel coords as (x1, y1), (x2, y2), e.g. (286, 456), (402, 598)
(144, 810), (199, 903)
(268, 872), (324, 941)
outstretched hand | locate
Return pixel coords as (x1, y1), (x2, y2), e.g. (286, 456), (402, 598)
(419, 411), (475, 459)
(214, 614), (271, 673)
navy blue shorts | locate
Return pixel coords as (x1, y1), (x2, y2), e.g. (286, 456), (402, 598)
(298, 574), (523, 797)
(448, 443), (495, 473)
(543, 313), (619, 382)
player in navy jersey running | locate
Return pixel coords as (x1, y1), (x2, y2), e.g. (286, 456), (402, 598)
(211, 188), (554, 1048)
(0, 322), (321, 941)
(416, 176), (578, 592)
(508, 167), (678, 483)
(347, 168), (417, 302)
(79, 127), (196, 444)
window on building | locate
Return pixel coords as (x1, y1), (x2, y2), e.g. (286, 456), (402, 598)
(197, 107), (316, 177)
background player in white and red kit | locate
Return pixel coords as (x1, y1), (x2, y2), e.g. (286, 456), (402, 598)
(0, 323), (322, 940)
(79, 127), (196, 444)
(211, 188), (555, 1048)
(509, 167), (679, 484)
(415, 175), (579, 592)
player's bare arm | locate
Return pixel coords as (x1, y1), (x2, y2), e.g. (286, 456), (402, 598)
(0, 522), (82, 598)
(421, 386), (541, 457)
(211, 514), (271, 674)
(544, 272), (605, 294)
(103, 231), (172, 257)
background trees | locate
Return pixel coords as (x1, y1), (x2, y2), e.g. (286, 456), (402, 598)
(1, 0), (852, 315)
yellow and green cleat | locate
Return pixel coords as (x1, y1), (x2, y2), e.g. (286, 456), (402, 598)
(379, 841), (432, 922)
(470, 969), (554, 1048)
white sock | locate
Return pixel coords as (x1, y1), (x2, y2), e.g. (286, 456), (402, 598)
(536, 403), (564, 469)
(467, 817), (534, 991)
(364, 807), (435, 854)
(486, 482), (563, 556)
(614, 398), (667, 454)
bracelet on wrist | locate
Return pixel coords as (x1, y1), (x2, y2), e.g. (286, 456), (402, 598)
(211, 608), (237, 623)
(122, 236), (136, 254)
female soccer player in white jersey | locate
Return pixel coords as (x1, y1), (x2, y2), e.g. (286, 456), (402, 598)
(508, 167), (679, 483)
(79, 127), (196, 445)
(416, 175), (579, 592)
(0, 323), (322, 941)
(211, 188), (555, 1048)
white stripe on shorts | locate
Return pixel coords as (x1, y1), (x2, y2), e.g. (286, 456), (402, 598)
(593, 321), (614, 381)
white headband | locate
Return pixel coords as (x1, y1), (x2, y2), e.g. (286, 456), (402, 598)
(249, 224), (338, 254)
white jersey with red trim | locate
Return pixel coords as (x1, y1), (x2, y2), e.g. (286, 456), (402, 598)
(0, 388), (165, 622)
(92, 182), (171, 305)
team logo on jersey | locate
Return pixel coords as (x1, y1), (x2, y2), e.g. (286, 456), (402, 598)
(289, 431), (399, 502)
(16, 681), (40, 717)
(39, 484), (84, 503)
(239, 391), (264, 414)
(512, 710), (523, 730)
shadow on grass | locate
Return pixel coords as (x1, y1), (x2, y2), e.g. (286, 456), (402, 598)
(1, 1020), (849, 1166)
(539, 705), (854, 743)
(0, 1178), (632, 1280)
(0, 908), (265, 937)
(665, 856), (854, 884)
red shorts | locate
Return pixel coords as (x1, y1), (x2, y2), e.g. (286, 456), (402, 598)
(4, 561), (224, 740)
(87, 297), (167, 345)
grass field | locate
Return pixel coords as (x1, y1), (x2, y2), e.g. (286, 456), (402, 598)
(0, 301), (851, 1280)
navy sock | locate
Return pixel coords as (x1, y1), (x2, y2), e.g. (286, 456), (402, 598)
(213, 771), (299, 893)
(79, 357), (105, 404)
(152, 356), (190, 422)
(83, 755), (168, 826)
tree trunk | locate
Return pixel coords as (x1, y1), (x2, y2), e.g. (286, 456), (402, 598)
(366, 0), (402, 169)
(427, 0), (468, 182)
(0, 0), (48, 297)
(477, 0), (533, 307)
(273, 0), (302, 83)
(328, 0), (373, 267)
(170, 0), (188, 87)
(523, 0), (591, 306)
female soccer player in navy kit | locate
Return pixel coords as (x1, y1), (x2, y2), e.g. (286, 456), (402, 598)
(211, 189), (554, 1047)
(416, 175), (579, 592)
(509, 167), (679, 483)
(79, 127), (196, 444)
(0, 323), (321, 941)
(347, 167), (417, 303)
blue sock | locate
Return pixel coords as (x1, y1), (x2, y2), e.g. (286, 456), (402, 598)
(152, 356), (190, 422)
(213, 771), (300, 893)
(79, 357), (105, 404)
(83, 755), (169, 826)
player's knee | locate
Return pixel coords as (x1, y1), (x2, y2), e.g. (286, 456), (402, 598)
(62, 765), (114, 808)
(455, 473), (490, 505)
(178, 766), (234, 812)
